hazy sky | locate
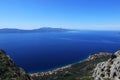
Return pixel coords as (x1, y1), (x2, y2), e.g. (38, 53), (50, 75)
(0, 0), (120, 30)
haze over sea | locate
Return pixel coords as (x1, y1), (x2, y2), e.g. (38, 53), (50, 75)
(0, 30), (120, 73)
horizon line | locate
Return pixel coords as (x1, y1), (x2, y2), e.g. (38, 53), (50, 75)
(0, 27), (120, 31)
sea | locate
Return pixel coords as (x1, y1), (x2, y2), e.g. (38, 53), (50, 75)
(0, 30), (120, 73)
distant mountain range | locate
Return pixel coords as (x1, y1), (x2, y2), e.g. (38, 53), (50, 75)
(0, 27), (72, 33)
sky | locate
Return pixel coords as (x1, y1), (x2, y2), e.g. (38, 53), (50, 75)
(0, 0), (120, 30)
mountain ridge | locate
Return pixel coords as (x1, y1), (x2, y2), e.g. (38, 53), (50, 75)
(0, 27), (72, 33)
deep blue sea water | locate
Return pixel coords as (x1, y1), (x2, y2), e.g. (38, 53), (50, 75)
(0, 30), (120, 73)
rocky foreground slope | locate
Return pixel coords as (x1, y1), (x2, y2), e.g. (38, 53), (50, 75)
(0, 50), (32, 80)
(93, 50), (120, 80)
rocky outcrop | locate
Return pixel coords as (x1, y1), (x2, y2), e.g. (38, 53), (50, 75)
(88, 52), (112, 61)
(93, 50), (120, 80)
(0, 50), (32, 80)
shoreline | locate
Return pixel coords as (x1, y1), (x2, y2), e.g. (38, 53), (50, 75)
(30, 65), (72, 77)
(29, 52), (112, 77)
(29, 58), (88, 77)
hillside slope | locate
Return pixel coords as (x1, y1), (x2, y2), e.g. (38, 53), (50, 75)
(31, 52), (112, 80)
(0, 50), (32, 80)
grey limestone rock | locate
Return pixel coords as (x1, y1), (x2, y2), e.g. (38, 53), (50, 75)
(93, 50), (120, 80)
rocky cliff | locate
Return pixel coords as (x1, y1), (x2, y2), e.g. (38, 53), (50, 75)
(88, 52), (112, 61)
(0, 50), (32, 80)
(93, 50), (120, 80)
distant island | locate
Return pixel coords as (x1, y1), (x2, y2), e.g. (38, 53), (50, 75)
(0, 27), (72, 33)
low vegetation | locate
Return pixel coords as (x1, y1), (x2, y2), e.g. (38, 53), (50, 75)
(32, 53), (111, 80)
(0, 50), (31, 80)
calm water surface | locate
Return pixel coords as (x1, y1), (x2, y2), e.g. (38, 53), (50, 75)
(0, 30), (120, 73)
